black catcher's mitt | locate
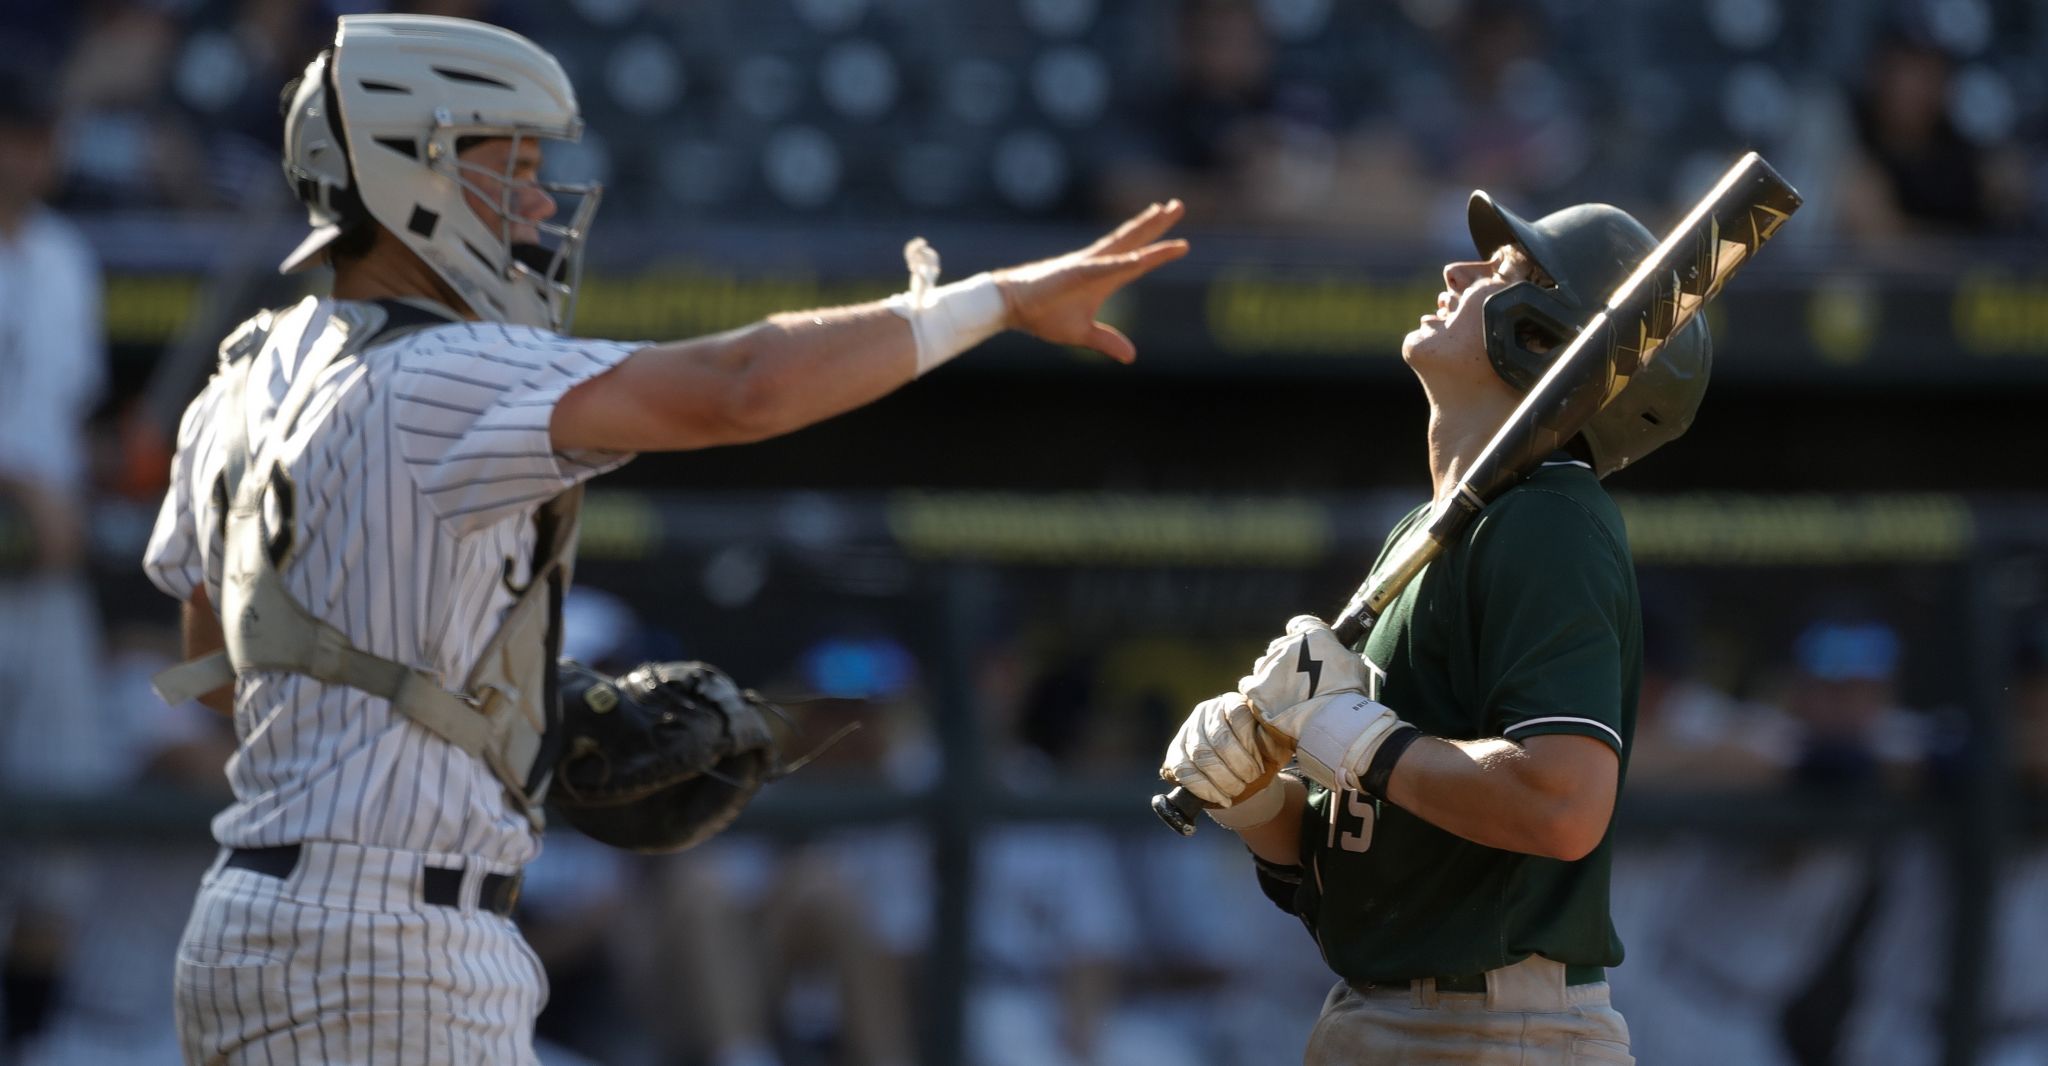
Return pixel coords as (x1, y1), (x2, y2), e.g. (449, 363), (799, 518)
(549, 659), (784, 853)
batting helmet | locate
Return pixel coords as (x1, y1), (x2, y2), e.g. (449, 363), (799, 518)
(279, 15), (600, 332)
(1467, 192), (1712, 478)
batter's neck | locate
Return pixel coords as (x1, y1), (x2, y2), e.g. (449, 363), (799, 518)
(1425, 407), (1504, 503)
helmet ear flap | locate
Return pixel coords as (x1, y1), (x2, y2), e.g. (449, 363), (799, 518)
(1481, 280), (1581, 392)
(281, 48), (368, 237)
(315, 47), (368, 230)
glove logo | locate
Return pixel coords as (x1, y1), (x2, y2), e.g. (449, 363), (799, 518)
(1295, 641), (1322, 698)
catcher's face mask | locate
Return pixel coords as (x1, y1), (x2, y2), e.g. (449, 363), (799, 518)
(448, 133), (601, 330)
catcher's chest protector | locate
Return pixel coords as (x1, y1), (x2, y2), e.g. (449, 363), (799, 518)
(153, 299), (577, 828)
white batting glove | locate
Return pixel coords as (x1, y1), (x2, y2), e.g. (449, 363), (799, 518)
(1239, 615), (1373, 717)
(1160, 692), (1285, 808)
(1260, 691), (1415, 796)
(1206, 776), (1289, 830)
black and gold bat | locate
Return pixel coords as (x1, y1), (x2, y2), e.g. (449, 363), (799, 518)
(1153, 151), (1804, 836)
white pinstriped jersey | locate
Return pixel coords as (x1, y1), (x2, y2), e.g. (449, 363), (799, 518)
(143, 297), (638, 867)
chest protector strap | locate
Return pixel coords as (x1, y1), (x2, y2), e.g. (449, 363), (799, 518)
(152, 300), (580, 828)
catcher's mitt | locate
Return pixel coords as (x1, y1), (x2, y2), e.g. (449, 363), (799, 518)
(549, 659), (785, 853)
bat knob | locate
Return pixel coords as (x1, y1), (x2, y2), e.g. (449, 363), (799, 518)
(1151, 786), (1203, 837)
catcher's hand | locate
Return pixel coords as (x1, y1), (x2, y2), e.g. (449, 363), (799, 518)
(994, 200), (1188, 363)
(549, 659), (787, 854)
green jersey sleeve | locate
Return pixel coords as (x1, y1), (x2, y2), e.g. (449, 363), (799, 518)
(1463, 485), (1635, 753)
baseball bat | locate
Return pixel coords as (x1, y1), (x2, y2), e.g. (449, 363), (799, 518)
(1153, 151), (1804, 836)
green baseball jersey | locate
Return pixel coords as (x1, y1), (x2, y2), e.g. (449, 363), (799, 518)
(1285, 459), (1640, 983)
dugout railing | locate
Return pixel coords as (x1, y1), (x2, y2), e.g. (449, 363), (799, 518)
(4, 489), (2039, 1066)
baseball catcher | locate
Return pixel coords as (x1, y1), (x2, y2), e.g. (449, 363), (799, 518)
(143, 14), (1185, 1063)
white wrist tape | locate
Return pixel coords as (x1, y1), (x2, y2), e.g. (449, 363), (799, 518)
(1287, 692), (1409, 793)
(885, 238), (1007, 376)
(1204, 775), (1288, 830)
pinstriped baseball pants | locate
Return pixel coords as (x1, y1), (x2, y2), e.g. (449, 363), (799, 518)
(173, 842), (544, 1065)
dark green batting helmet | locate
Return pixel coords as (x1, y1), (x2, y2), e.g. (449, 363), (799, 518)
(1467, 191), (1712, 479)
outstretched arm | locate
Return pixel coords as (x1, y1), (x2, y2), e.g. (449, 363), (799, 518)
(551, 201), (1188, 453)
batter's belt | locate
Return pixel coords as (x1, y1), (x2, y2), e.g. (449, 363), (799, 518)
(1429, 963), (1606, 994)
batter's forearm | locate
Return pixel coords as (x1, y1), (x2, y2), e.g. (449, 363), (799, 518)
(1230, 775), (1308, 866)
(1383, 735), (1614, 860)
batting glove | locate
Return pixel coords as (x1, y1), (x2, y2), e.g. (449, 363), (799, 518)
(1260, 691), (1418, 798)
(1160, 692), (1287, 808)
(1239, 615), (1374, 717)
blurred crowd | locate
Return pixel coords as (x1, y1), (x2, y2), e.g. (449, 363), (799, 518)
(0, 0), (2041, 244)
(3, 1), (2048, 1065)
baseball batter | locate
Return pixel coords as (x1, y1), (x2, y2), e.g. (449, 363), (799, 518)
(143, 15), (1185, 1064)
(1162, 196), (1712, 1064)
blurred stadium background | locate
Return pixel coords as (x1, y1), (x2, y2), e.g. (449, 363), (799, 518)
(1, 0), (2046, 1063)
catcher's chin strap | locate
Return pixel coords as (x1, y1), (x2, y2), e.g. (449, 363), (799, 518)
(153, 298), (575, 830)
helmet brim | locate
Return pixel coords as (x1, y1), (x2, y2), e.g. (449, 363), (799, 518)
(279, 223), (342, 274)
(1467, 190), (1549, 271)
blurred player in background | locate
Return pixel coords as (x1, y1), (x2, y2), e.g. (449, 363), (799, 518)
(964, 656), (1204, 1066)
(543, 586), (794, 1066)
(0, 69), (108, 728)
(0, 64), (110, 1057)
(1613, 616), (1935, 1066)
(1162, 192), (1714, 1063)
(140, 14), (1186, 1063)
(1829, 615), (2037, 1066)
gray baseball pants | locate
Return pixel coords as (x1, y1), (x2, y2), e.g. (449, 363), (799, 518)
(1303, 955), (1634, 1065)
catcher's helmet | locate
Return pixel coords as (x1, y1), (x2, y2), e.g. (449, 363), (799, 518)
(1467, 193), (1712, 478)
(279, 15), (600, 332)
